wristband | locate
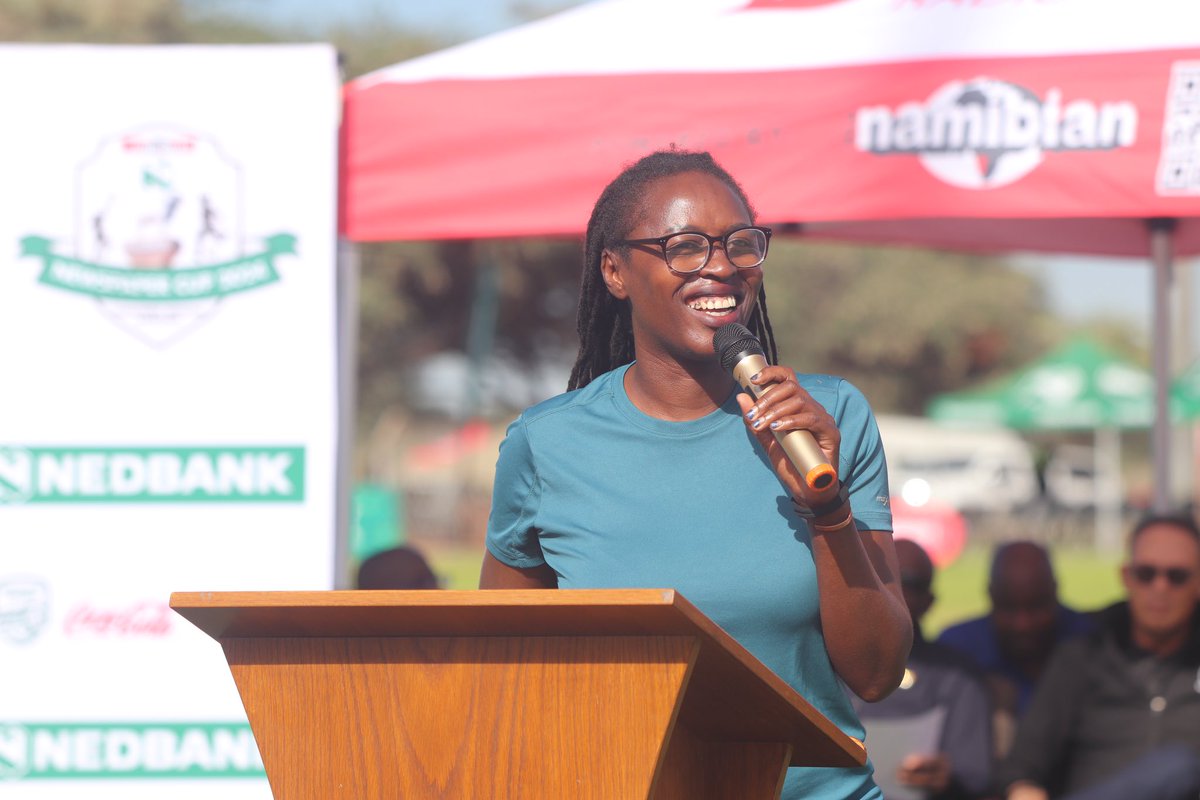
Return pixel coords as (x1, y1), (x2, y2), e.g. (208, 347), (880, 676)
(793, 480), (850, 520)
(811, 514), (856, 533)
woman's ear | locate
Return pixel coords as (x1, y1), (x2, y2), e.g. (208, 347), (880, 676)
(600, 249), (628, 300)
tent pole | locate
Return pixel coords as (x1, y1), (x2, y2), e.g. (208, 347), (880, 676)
(333, 51), (357, 589)
(334, 236), (360, 588)
(1094, 426), (1123, 552)
(465, 242), (500, 419)
(1149, 218), (1176, 513)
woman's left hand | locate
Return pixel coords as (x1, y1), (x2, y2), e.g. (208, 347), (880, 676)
(735, 366), (841, 506)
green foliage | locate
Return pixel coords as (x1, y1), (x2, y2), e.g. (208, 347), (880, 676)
(761, 239), (1061, 414)
(0, 0), (447, 73)
(0, 0), (259, 43)
(355, 234), (1071, 428)
(355, 238), (582, 428)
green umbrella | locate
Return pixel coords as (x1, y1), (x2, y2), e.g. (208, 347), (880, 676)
(927, 338), (1155, 551)
(1171, 359), (1200, 420)
(928, 338), (1155, 431)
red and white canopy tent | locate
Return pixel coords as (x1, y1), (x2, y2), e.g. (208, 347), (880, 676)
(341, 0), (1200, 510)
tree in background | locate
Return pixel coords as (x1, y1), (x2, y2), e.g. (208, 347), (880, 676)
(0, 0), (446, 73)
(356, 233), (1138, 428)
(763, 239), (1058, 414)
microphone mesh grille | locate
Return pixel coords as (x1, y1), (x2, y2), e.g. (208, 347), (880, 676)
(713, 323), (764, 373)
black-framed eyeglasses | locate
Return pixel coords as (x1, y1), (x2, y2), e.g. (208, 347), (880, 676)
(618, 226), (772, 274)
(1128, 563), (1195, 587)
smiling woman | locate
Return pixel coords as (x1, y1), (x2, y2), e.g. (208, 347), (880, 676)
(478, 148), (913, 800)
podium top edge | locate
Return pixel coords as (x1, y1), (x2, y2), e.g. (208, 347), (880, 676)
(170, 588), (684, 610)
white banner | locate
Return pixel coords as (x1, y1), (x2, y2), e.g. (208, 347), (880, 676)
(0, 44), (340, 797)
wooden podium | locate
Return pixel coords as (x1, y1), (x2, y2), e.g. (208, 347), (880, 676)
(170, 589), (865, 799)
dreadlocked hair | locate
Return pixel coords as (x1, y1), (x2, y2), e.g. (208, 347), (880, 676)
(567, 148), (779, 390)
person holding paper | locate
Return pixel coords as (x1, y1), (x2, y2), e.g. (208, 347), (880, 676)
(855, 539), (993, 800)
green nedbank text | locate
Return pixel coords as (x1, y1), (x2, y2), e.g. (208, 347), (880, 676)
(0, 446), (305, 504)
(0, 722), (265, 780)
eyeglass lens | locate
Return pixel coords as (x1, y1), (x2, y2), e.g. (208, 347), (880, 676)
(665, 228), (767, 272)
(1130, 564), (1194, 586)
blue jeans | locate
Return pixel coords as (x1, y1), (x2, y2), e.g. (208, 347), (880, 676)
(1061, 745), (1200, 800)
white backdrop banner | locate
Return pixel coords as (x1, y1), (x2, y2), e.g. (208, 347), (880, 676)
(0, 44), (340, 798)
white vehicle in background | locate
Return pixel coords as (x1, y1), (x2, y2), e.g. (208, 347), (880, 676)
(875, 415), (1040, 514)
(1043, 443), (1116, 510)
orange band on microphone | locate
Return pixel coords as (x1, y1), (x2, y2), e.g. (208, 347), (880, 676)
(805, 463), (837, 491)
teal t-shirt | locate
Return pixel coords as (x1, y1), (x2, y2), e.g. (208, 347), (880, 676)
(486, 364), (892, 800)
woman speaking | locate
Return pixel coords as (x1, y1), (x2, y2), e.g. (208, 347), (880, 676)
(480, 148), (911, 799)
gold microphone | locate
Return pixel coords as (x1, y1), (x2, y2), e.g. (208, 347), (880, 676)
(714, 323), (837, 492)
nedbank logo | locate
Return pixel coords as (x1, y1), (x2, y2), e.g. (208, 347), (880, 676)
(0, 446), (304, 504)
(18, 125), (297, 347)
(0, 722), (264, 780)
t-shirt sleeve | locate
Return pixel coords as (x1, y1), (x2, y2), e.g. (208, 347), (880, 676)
(831, 378), (893, 532)
(484, 414), (547, 569)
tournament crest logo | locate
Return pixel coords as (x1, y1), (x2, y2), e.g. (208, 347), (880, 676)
(19, 125), (296, 346)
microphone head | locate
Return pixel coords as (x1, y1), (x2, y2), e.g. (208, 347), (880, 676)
(713, 322), (764, 373)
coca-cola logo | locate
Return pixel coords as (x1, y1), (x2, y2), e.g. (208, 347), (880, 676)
(63, 601), (173, 637)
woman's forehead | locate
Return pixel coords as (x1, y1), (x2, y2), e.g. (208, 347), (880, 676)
(631, 172), (750, 230)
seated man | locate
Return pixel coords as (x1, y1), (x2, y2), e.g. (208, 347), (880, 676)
(937, 540), (1094, 753)
(996, 513), (1200, 800)
(854, 539), (993, 799)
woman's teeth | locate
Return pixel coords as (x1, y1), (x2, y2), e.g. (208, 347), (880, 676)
(688, 296), (736, 313)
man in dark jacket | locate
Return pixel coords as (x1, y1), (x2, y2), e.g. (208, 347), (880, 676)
(996, 513), (1200, 800)
(937, 541), (1095, 719)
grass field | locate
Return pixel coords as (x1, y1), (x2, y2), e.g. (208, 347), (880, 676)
(421, 540), (1127, 633)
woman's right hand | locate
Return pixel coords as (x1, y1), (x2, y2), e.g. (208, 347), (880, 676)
(736, 365), (841, 510)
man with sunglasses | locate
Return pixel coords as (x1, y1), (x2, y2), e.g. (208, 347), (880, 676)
(997, 513), (1200, 800)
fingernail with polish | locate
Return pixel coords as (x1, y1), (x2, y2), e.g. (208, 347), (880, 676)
(745, 408), (757, 420)
(750, 372), (761, 381)
(752, 419), (765, 430)
(769, 421), (780, 430)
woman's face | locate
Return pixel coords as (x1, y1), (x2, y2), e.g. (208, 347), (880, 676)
(601, 171), (764, 367)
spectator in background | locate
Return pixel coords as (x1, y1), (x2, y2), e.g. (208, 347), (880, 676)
(855, 539), (993, 799)
(937, 541), (1094, 755)
(996, 513), (1200, 800)
(356, 545), (440, 590)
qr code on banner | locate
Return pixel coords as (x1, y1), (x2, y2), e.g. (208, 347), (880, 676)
(1157, 61), (1200, 194)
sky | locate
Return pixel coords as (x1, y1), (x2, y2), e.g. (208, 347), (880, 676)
(205, 0), (1199, 358)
